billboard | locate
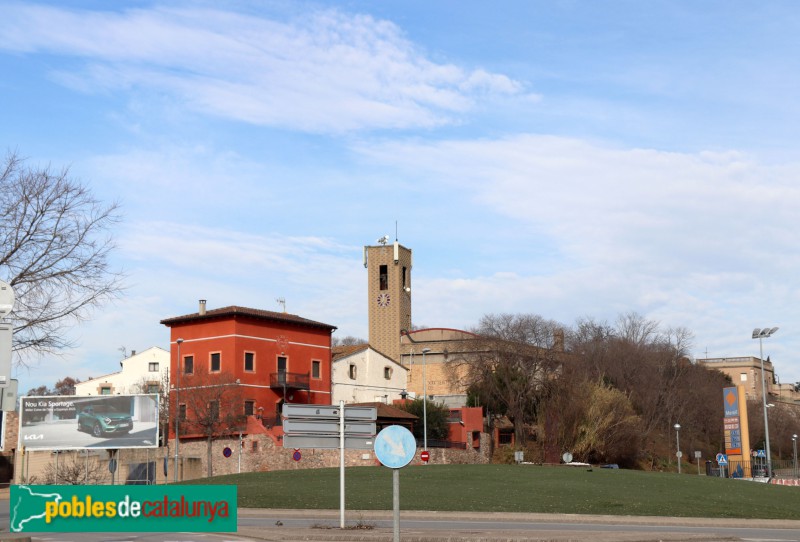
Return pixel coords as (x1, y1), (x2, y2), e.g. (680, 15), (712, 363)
(19, 394), (159, 450)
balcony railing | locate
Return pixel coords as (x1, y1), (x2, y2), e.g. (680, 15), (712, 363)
(269, 371), (310, 391)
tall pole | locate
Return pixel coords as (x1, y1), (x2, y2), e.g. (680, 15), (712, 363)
(173, 338), (183, 483)
(674, 423), (681, 474)
(422, 348), (431, 454)
(754, 327), (778, 477)
(793, 434), (798, 479)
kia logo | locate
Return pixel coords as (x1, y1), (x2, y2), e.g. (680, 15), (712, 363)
(23, 434), (44, 440)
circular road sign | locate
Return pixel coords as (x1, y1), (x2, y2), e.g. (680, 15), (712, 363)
(374, 425), (416, 469)
(223, 447), (232, 458)
(676, 451), (683, 458)
(420, 450), (430, 462)
(562, 452), (573, 463)
(292, 449), (302, 462)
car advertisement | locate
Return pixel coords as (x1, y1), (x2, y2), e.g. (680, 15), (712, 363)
(19, 394), (159, 450)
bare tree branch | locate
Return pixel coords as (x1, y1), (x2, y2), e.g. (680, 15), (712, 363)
(0, 151), (124, 363)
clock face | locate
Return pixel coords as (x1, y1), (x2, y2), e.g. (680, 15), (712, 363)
(377, 293), (391, 307)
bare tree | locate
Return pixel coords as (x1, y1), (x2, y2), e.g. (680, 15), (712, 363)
(26, 375), (81, 396)
(179, 370), (245, 478)
(42, 452), (106, 485)
(0, 151), (123, 363)
(453, 313), (564, 445)
(332, 335), (366, 347)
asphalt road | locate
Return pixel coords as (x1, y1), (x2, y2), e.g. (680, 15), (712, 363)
(3, 500), (800, 541)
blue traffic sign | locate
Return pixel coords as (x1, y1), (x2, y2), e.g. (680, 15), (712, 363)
(716, 453), (728, 465)
(374, 425), (416, 469)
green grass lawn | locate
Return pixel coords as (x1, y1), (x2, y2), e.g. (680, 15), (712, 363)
(190, 464), (800, 519)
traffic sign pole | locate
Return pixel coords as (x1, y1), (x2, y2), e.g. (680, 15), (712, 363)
(340, 400), (345, 529)
(393, 468), (399, 542)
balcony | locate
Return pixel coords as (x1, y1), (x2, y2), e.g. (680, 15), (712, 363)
(269, 371), (310, 391)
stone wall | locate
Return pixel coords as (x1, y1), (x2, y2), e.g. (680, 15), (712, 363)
(12, 430), (493, 484)
(174, 430), (492, 479)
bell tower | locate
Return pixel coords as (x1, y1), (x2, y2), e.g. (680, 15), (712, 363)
(364, 238), (412, 364)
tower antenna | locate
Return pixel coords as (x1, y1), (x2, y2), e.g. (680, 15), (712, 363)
(395, 220), (398, 241)
(276, 297), (286, 313)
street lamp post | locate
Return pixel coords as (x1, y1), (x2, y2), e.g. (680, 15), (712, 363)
(421, 348), (431, 455)
(793, 434), (798, 479)
(173, 338), (183, 483)
(752, 327), (778, 477)
(674, 423), (681, 474)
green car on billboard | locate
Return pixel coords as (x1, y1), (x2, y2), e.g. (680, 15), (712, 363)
(77, 405), (133, 437)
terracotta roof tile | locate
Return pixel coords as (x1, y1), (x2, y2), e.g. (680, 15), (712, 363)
(351, 402), (418, 420)
(160, 305), (336, 331)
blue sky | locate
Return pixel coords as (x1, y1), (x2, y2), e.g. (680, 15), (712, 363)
(2, 0), (799, 393)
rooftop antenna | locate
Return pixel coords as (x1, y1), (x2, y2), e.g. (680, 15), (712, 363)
(395, 220), (398, 241)
(276, 297), (286, 313)
(377, 235), (389, 245)
(118, 346), (127, 359)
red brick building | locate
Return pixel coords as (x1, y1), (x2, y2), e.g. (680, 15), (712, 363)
(161, 301), (336, 437)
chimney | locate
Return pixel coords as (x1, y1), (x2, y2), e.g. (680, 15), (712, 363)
(199, 299), (207, 315)
(553, 329), (565, 352)
(131, 350), (136, 356)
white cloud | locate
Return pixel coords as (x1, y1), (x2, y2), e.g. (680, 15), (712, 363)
(0, 3), (530, 132)
(355, 134), (800, 380)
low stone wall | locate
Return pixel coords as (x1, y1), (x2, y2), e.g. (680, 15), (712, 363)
(12, 431), (492, 484)
(176, 430), (491, 479)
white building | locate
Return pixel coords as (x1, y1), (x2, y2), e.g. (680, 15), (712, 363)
(74, 346), (169, 396)
(331, 345), (408, 404)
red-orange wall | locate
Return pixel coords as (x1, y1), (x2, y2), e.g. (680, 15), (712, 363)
(166, 315), (332, 437)
(447, 406), (483, 446)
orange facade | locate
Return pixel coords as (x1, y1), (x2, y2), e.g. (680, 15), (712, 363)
(161, 305), (336, 437)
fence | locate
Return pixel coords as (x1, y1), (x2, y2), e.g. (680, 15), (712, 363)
(706, 458), (800, 479)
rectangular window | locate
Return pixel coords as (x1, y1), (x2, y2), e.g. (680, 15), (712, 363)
(402, 266), (407, 289)
(210, 400), (220, 421)
(349, 364), (357, 380)
(740, 372), (747, 382)
(210, 352), (221, 372)
(277, 356), (287, 374)
(147, 384), (159, 394)
(251, 441), (258, 452)
(149, 362), (159, 372)
(384, 366), (392, 380)
(379, 264), (388, 290)
(184, 355), (194, 375)
(244, 352), (255, 372)
(312, 360), (321, 379)
(100, 387), (111, 395)
(244, 400), (255, 416)
(179, 404), (187, 421)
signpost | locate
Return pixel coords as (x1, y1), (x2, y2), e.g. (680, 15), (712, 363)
(374, 425), (417, 542)
(420, 450), (429, 462)
(716, 453), (728, 478)
(0, 279), (15, 390)
(282, 402), (377, 528)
